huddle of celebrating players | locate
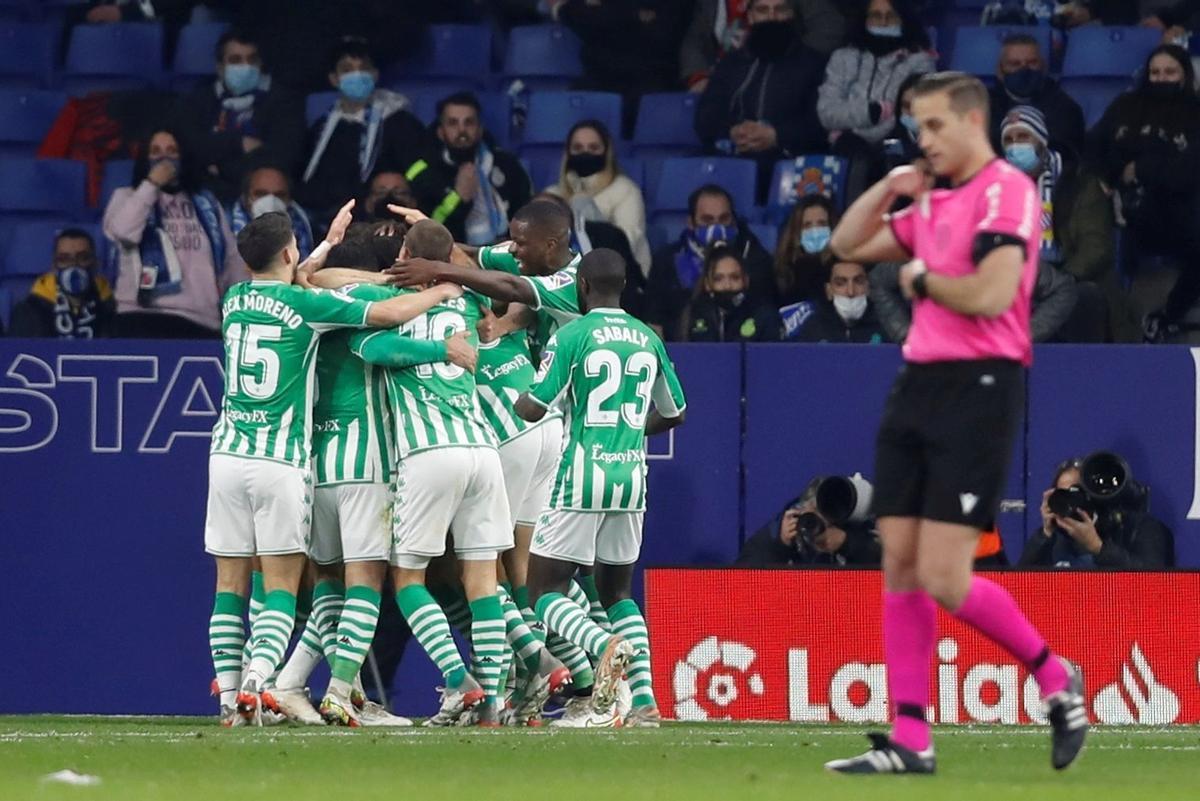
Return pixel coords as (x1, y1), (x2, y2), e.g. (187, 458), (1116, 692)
(203, 195), (686, 729)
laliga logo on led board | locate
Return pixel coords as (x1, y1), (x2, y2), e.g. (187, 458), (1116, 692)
(673, 636), (765, 721)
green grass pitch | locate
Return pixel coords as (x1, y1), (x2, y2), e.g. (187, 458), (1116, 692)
(2, 717), (1198, 801)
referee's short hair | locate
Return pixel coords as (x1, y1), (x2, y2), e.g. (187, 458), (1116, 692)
(912, 71), (990, 122)
(237, 212), (295, 272)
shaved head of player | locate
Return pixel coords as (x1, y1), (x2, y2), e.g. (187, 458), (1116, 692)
(237, 211), (300, 279)
(402, 219), (455, 264)
(575, 247), (626, 314)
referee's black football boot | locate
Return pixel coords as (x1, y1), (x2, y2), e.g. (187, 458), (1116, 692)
(1045, 658), (1089, 770)
(824, 733), (936, 775)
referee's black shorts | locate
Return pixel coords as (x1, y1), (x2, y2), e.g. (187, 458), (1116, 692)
(872, 359), (1023, 529)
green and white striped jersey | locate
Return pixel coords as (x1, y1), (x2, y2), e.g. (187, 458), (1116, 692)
(350, 286), (497, 458)
(523, 259), (582, 353)
(211, 280), (375, 468)
(528, 308), (686, 512)
(312, 284), (396, 486)
(475, 243), (563, 443)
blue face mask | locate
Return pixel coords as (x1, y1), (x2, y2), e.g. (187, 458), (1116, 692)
(338, 70), (375, 102)
(800, 226), (831, 254)
(59, 266), (91, 296)
(867, 24), (903, 38)
(689, 223), (735, 247)
(222, 63), (261, 97)
(1005, 142), (1042, 174)
(900, 113), (919, 139)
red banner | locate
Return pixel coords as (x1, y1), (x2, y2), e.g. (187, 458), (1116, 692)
(646, 569), (1200, 724)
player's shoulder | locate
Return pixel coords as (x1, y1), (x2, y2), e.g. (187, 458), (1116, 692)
(340, 282), (396, 302)
(532, 265), (578, 290)
(478, 243), (519, 274)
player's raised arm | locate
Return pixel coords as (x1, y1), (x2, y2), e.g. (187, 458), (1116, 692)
(387, 257), (536, 306)
(366, 283), (463, 328)
(296, 198), (356, 286)
(900, 246), (1024, 319)
(831, 166), (926, 265)
(350, 329), (476, 372)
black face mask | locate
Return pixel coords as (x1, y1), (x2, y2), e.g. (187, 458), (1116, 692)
(1145, 80), (1185, 99)
(447, 144), (477, 165)
(745, 21), (795, 61)
(567, 152), (606, 178)
(713, 289), (745, 311)
(1002, 67), (1046, 100)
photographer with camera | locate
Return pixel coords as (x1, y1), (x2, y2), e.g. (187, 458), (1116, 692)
(1019, 453), (1175, 569)
(737, 475), (883, 566)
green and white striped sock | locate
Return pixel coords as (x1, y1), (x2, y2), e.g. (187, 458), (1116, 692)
(328, 585), (381, 696)
(537, 592), (611, 658)
(275, 586), (324, 690)
(432, 585), (474, 638)
(469, 595), (506, 703)
(609, 599), (655, 708)
(209, 592), (245, 708)
(547, 634), (594, 688)
(396, 585), (467, 686)
(244, 590), (296, 688)
(575, 575), (612, 632)
(241, 571), (265, 670)
(499, 587), (543, 675)
(311, 579), (345, 664)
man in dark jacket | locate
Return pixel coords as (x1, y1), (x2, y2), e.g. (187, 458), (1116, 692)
(10, 228), (115, 339)
(695, 0), (827, 173)
(989, 33), (1086, 156)
(646, 184), (774, 339)
(407, 92), (531, 246)
(785, 260), (885, 342)
(175, 30), (306, 205)
(736, 479), (882, 567)
(684, 245), (781, 341)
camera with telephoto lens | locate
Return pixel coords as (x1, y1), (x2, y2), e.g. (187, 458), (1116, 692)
(1048, 451), (1148, 526)
(792, 474), (874, 551)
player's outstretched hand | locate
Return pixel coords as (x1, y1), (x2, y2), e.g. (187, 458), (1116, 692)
(326, 199), (356, 245)
(444, 330), (477, 373)
(386, 204), (429, 225)
(387, 257), (440, 287)
(886, 165), (926, 199)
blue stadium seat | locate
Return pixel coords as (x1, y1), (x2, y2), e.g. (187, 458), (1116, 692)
(393, 85), (513, 149)
(0, 285), (11, 332)
(386, 24), (492, 89)
(1063, 26), (1161, 78)
(766, 155), (849, 224)
(950, 26), (1051, 78)
(0, 158), (86, 217)
(171, 21), (229, 90)
(649, 157), (757, 226)
(523, 149), (562, 193)
(0, 276), (31, 317)
(98, 158), (134, 212)
(632, 93), (701, 157)
(747, 222), (778, 254)
(1060, 78), (1127, 128)
(304, 91), (338, 127)
(3, 218), (80, 276)
(502, 25), (583, 91)
(0, 22), (58, 89)
(521, 91), (622, 147)
(63, 22), (164, 95)
(0, 89), (66, 157)
(0, 0), (27, 23)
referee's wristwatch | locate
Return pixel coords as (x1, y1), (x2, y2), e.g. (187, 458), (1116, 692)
(909, 259), (930, 300)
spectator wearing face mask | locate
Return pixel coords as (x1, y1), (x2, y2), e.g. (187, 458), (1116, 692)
(9, 228), (115, 339)
(683, 245), (783, 342)
(406, 92), (531, 246)
(988, 33), (1085, 157)
(544, 119), (649, 274)
(228, 165), (314, 258)
(1088, 44), (1200, 342)
(879, 72), (927, 171)
(103, 129), (246, 339)
(816, 0), (934, 199)
(695, 0), (828, 178)
(358, 171), (418, 223)
(783, 259), (884, 342)
(299, 37), (425, 233)
(774, 194), (836, 305)
(645, 184), (775, 339)
(999, 106), (1136, 342)
(176, 30), (305, 205)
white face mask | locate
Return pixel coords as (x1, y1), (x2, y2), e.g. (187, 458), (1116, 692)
(833, 294), (868, 322)
(250, 194), (288, 218)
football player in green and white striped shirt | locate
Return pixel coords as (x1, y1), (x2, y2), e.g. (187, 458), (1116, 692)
(340, 221), (514, 727)
(513, 248), (687, 729)
(266, 239), (478, 728)
(204, 212), (460, 726)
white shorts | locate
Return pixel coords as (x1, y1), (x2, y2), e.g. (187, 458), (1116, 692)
(204, 453), (313, 557)
(310, 483), (392, 565)
(499, 418), (563, 527)
(529, 509), (644, 566)
(391, 447), (514, 569)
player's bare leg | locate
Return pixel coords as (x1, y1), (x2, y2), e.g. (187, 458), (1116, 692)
(238, 553), (307, 724)
(210, 556), (251, 726)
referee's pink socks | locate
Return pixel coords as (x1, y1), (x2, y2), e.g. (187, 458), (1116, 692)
(884, 589), (936, 752)
(951, 576), (1069, 697)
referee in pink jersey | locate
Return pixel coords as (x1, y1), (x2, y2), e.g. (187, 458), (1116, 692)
(823, 73), (1087, 775)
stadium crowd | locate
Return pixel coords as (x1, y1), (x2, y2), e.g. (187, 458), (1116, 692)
(3, 0), (1200, 344)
